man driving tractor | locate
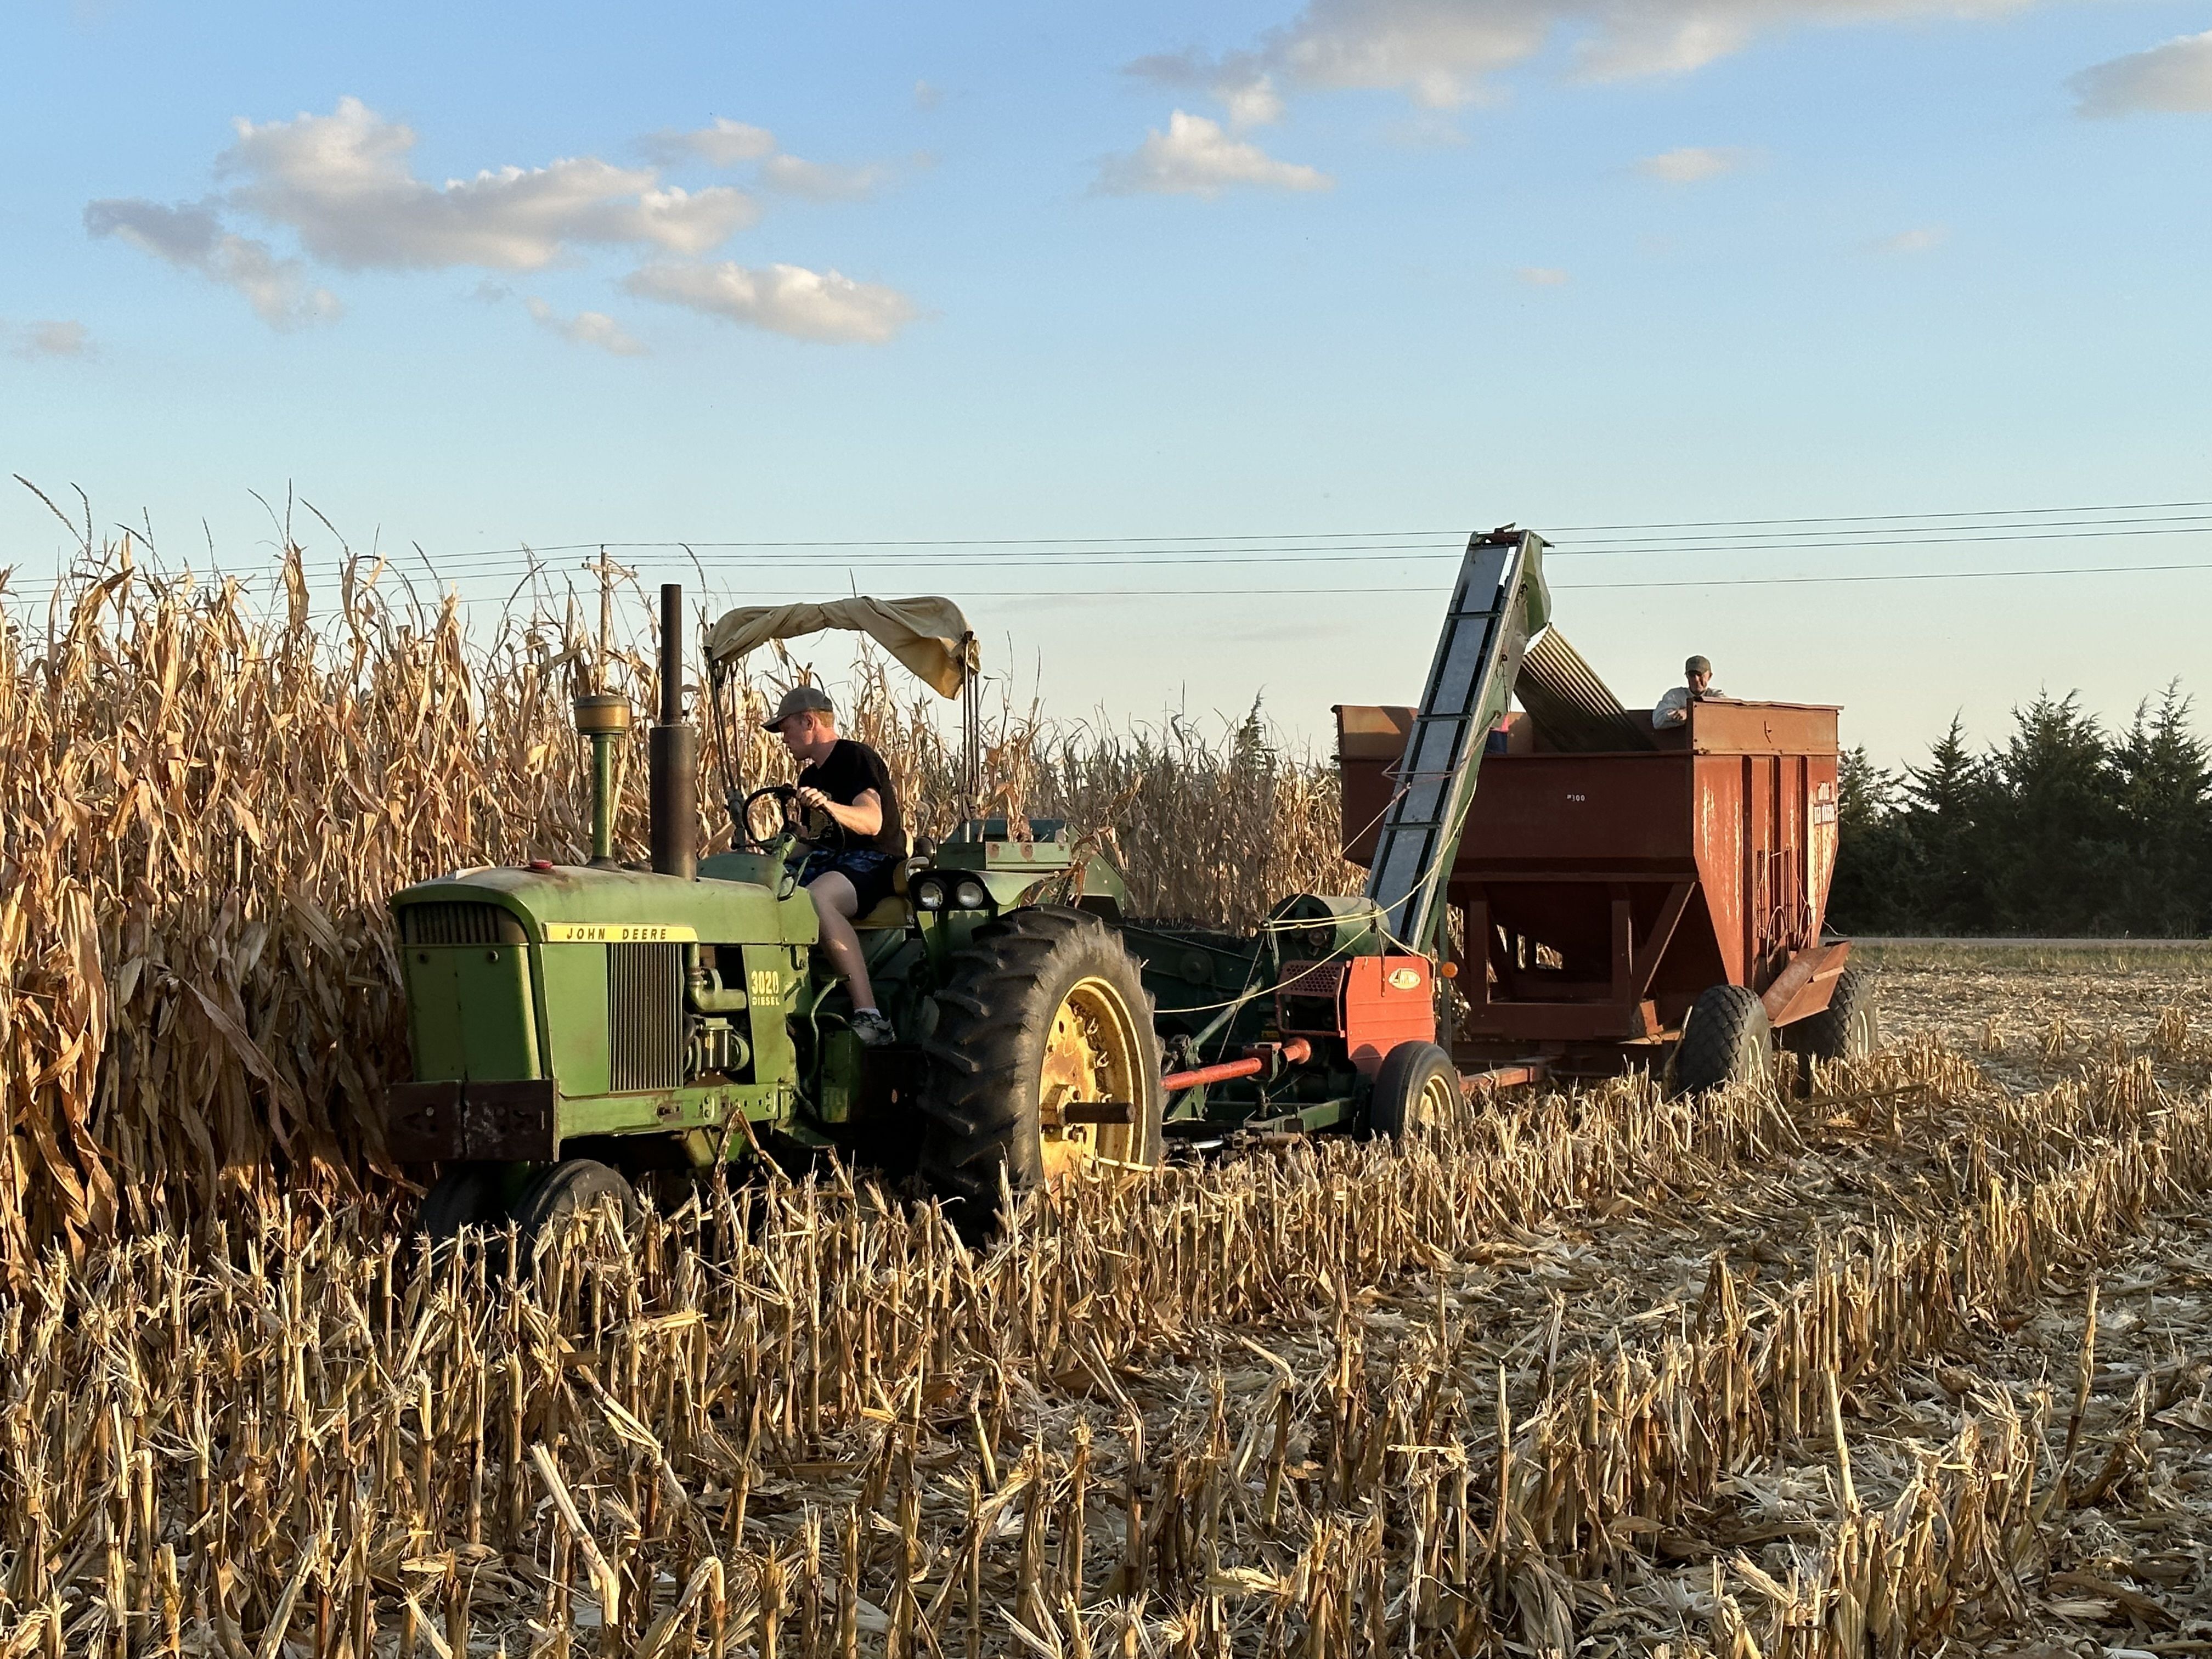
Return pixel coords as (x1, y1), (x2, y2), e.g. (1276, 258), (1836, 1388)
(765, 685), (905, 1047)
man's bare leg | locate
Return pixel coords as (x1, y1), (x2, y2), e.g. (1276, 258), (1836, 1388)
(807, 873), (878, 1010)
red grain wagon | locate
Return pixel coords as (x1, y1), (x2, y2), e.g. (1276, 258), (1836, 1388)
(1335, 697), (1876, 1089)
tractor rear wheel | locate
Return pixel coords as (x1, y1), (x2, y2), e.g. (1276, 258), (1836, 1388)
(507, 1159), (642, 1261)
(916, 906), (1164, 1232)
(1367, 1041), (1462, 1138)
(416, 1161), (510, 1242)
(1669, 984), (1772, 1096)
(1781, 966), (1879, 1065)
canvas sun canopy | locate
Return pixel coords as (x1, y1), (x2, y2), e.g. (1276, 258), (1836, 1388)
(702, 596), (978, 700)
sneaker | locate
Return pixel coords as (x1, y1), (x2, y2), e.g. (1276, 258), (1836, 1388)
(850, 1009), (896, 1048)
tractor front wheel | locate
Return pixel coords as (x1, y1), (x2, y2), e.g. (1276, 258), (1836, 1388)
(916, 907), (1164, 1232)
(416, 1161), (510, 1242)
(507, 1159), (642, 1261)
(1669, 984), (1772, 1096)
(1367, 1041), (1462, 1138)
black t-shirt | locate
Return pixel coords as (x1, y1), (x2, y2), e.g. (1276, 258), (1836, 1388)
(796, 740), (905, 856)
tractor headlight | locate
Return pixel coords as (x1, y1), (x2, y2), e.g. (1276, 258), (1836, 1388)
(953, 878), (989, 910)
(913, 876), (946, 911)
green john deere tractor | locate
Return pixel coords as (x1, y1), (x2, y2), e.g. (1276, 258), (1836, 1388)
(389, 533), (1555, 1242)
(385, 586), (1166, 1240)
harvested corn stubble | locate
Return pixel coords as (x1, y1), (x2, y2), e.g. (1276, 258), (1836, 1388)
(2, 951), (2210, 1654)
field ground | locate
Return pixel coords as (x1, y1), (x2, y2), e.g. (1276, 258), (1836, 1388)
(3, 946), (2211, 1657)
(1859, 945), (2212, 1642)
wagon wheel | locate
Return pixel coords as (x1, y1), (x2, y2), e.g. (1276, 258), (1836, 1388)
(1781, 967), (1880, 1065)
(1366, 1041), (1462, 1138)
(1669, 984), (1773, 1096)
(916, 906), (1165, 1234)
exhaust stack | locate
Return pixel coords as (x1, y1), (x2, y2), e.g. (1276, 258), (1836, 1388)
(650, 583), (699, 880)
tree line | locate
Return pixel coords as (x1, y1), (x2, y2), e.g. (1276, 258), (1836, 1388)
(1827, 686), (2212, 938)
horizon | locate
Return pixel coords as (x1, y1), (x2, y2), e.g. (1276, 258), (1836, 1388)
(3, 512), (2198, 785)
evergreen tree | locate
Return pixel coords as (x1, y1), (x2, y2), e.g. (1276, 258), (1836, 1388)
(1827, 746), (1911, 933)
(1822, 687), (2209, 938)
(2109, 683), (2212, 935)
(1983, 692), (2122, 935)
(1898, 715), (1994, 933)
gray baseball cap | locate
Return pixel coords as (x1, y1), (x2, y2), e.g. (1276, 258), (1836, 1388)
(1685, 655), (1712, 675)
(765, 684), (834, 731)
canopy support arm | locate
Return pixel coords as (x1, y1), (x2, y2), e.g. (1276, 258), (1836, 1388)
(959, 634), (980, 837)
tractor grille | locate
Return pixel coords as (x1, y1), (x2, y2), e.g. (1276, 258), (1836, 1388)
(609, 944), (684, 1092)
(399, 902), (523, 946)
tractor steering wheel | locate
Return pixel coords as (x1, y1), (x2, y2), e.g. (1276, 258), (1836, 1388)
(736, 783), (800, 852)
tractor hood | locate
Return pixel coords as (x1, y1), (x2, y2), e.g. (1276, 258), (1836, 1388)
(390, 862), (818, 946)
(702, 595), (977, 698)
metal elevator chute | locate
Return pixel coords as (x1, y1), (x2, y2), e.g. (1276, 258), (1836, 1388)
(1514, 628), (1656, 753)
(1362, 528), (1551, 958)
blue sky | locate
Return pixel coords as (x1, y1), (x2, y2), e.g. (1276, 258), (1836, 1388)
(5, 0), (2211, 769)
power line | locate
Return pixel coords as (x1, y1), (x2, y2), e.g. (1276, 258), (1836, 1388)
(15, 505), (2212, 608)
(396, 518), (2212, 584)
(400, 496), (2212, 565)
(188, 555), (2212, 611)
(411, 546), (1469, 579)
(1554, 559), (2212, 591)
(1545, 497), (2212, 532)
(1555, 518), (2212, 551)
(12, 557), (2203, 635)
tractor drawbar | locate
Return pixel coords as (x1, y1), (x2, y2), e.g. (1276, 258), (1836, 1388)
(1161, 1037), (1312, 1094)
(650, 582), (699, 880)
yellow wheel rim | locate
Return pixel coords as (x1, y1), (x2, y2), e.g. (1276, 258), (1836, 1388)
(1037, 975), (1150, 1182)
(1408, 1068), (1458, 1133)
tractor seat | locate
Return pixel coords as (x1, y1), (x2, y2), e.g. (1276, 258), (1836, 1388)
(852, 896), (910, 930)
(851, 854), (928, 931)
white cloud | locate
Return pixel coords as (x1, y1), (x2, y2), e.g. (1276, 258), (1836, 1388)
(1637, 144), (1751, 182)
(1870, 224), (1946, 253)
(913, 80), (944, 111)
(1223, 74), (1289, 129)
(1094, 111), (1331, 198)
(759, 154), (891, 202)
(88, 100), (916, 335)
(2072, 29), (2212, 117)
(624, 261), (919, 344)
(644, 116), (779, 167)
(8, 319), (93, 359)
(84, 198), (341, 328)
(525, 297), (648, 355)
(219, 98), (756, 271)
(1516, 266), (1570, 285)
(1136, 1), (2047, 111)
